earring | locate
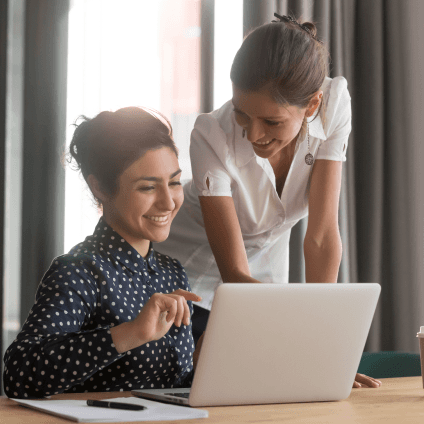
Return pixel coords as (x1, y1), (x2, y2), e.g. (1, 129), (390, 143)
(242, 128), (246, 138)
(305, 124), (314, 165)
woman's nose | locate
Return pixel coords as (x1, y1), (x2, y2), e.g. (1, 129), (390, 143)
(157, 185), (176, 210)
(246, 120), (266, 143)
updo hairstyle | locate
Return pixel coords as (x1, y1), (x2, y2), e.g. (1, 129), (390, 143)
(68, 106), (178, 206)
(230, 17), (329, 137)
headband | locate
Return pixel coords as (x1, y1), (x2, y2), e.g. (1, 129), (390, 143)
(272, 13), (324, 45)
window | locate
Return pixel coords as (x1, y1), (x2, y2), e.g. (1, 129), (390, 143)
(65, 0), (242, 252)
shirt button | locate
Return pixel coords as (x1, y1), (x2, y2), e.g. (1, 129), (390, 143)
(202, 190), (209, 196)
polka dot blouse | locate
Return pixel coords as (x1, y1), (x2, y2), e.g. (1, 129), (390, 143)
(3, 218), (195, 399)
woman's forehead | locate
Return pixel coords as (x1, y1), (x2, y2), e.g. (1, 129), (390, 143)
(232, 85), (300, 119)
(123, 147), (180, 181)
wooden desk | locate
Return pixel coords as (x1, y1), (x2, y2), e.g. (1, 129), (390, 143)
(2, 377), (424, 423)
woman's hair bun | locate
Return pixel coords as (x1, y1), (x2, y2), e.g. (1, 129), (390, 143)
(68, 116), (92, 174)
(301, 21), (317, 38)
(65, 107), (178, 207)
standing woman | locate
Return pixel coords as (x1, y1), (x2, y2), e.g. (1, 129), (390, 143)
(157, 14), (381, 389)
(3, 107), (201, 398)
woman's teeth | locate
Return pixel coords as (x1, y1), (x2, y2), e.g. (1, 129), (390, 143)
(254, 139), (274, 146)
(145, 215), (169, 222)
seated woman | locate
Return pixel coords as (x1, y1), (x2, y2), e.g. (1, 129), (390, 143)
(3, 107), (201, 398)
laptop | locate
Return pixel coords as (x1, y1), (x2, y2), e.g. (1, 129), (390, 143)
(132, 283), (380, 407)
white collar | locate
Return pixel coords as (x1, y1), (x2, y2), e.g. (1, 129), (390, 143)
(308, 110), (327, 140)
(233, 112), (257, 168)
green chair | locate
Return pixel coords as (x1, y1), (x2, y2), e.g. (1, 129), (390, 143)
(358, 351), (421, 378)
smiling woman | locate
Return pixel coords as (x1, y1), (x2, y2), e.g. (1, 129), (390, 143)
(3, 107), (202, 398)
(88, 148), (184, 257)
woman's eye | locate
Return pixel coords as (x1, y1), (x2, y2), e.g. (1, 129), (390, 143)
(265, 120), (281, 126)
(233, 108), (247, 118)
(170, 181), (182, 187)
(139, 186), (154, 192)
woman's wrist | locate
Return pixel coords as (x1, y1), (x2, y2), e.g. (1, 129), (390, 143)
(110, 321), (149, 353)
(222, 271), (261, 283)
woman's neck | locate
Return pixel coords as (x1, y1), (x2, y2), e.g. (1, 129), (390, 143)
(268, 134), (297, 171)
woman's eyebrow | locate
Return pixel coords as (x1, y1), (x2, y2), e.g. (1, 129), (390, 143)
(133, 169), (182, 183)
(232, 103), (286, 121)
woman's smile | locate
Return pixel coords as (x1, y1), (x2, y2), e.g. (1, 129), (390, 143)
(102, 148), (184, 256)
(252, 138), (277, 147)
(144, 214), (171, 225)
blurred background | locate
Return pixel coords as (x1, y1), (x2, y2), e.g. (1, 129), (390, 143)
(1, 0), (424, 394)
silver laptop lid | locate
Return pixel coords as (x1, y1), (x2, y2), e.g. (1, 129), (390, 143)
(189, 283), (380, 407)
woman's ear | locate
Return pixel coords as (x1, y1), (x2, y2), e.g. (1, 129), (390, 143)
(87, 174), (107, 204)
(305, 90), (323, 118)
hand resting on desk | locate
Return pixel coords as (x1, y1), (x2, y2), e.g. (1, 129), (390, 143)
(353, 373), (382, 388)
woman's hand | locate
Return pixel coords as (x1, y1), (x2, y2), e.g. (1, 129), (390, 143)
(193, 331), (205, 371)
(111, 289), (201, 353)
(353, 373), (382, 388)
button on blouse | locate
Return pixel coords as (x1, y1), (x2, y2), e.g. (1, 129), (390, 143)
(3, 218), (194, 398)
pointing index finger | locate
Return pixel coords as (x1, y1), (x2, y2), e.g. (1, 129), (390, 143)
(173, 289), (202, 302)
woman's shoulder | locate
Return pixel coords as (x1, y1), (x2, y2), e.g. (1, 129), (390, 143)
(42, 250), (99, 281)
(193, 100), (234, 140)
(43, 238), (107, 280)
(323, 76), (351, 104)
(190, 100), (235, 165)
(322, 76), (351, 136)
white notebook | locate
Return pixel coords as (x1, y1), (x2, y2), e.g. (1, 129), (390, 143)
(13, 396), (208, 422)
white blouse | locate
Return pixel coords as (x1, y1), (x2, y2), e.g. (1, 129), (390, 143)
(156, 76), (352, 310)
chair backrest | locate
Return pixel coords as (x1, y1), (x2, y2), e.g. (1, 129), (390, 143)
(358, 351), (421, 378)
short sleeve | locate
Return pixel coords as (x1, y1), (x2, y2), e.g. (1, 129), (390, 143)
(190, 114), (232, 197)
(316, 77), (352, 162)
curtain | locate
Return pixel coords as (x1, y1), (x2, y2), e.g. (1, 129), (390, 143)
(0, 0), (9, 384)
(243, 0), (424, 353)
(201, 0), (214, 113)
(19, 0), (70, 325)
(352, 0), (424, 352)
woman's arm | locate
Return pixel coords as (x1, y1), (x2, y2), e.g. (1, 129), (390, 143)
(4, 261), (200, 398)
(199, 195), (261, 283)
(3, 265), (123, 398)
(304, 159), (343, 282)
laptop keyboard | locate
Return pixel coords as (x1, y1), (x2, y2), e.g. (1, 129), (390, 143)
(167, 392), (190, 398)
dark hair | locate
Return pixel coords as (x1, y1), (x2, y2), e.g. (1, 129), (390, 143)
(67, 106), (178, 205)
(230, 17), (329, 129)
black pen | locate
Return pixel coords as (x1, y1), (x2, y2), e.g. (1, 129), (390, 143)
(86, 399), (147, 411)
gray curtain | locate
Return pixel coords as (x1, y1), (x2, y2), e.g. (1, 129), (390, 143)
(20, 0), (69, 324)
(243, 0), (424, 353)
(0, 0), (9, 384)
(201, 0), (215, 113)
(352, 0), (424, 353)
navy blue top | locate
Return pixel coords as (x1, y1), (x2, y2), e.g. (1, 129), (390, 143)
(3, 218), (194, 398)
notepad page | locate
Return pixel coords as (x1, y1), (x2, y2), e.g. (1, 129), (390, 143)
(13, 397), (208, 422)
